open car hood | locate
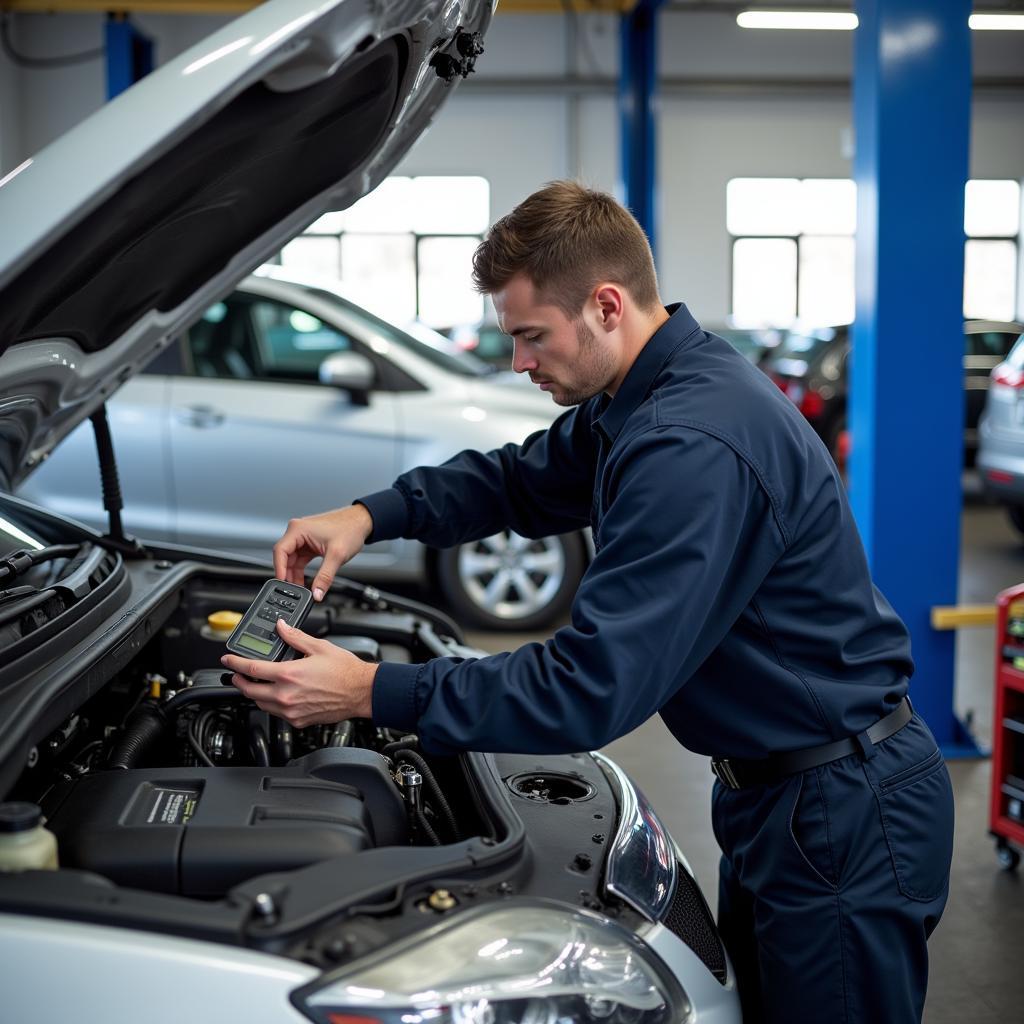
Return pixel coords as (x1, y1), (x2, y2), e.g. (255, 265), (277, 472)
(0, 0), (492, 489)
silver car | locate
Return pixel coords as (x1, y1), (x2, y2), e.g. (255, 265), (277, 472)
(977, 329), (1024, 533)
(18, 267), (588, 631)
(0, 2), (740, 1021)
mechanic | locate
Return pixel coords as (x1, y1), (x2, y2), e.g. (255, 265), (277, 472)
(222, 181), (953, 1023)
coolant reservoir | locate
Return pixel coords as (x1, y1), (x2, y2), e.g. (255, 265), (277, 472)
(201, 609), (243, 642)
(0, 802), (58, 871)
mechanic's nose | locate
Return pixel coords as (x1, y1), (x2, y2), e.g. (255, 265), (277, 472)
(511, 341), (536, 375)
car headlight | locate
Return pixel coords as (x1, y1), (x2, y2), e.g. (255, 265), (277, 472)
(294, 903), (691, 1024)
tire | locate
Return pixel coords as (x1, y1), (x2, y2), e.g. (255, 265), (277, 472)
(435, 531), (585, 631)
(1007, 505), (1024, 539)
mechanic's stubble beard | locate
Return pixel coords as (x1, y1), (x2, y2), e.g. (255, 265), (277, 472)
(551, 318), (618, 407)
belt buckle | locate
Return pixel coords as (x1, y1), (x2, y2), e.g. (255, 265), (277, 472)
(711, 758), (741, 790)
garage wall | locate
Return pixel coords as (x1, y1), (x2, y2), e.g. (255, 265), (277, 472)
(2, 9), (1021, 323)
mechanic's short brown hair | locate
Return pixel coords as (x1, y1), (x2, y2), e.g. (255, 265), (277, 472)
(471, 180), (661, 318)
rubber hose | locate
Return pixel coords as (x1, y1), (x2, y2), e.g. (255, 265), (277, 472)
(414, 806), (441, 846)
(272, 719), (293, 764)
(381, 735), (418, 757)
(395, 749), (461, 842)
(250, 726), (271, 767)
(163, 687), (247, 715)
(108, 702), (166, 769)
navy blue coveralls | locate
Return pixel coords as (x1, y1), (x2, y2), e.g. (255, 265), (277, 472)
(358, 303), (954, 1023)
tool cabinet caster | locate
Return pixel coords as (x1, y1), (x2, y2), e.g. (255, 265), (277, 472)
(996, 839), (1020, 872)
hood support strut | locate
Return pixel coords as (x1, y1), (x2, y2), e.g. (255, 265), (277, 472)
(90, 406), (146, 558)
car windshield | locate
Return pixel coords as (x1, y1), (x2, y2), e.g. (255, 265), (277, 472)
(307, 287), (494, 378)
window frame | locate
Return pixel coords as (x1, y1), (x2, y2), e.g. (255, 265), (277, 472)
(279, 175), (489, 329)
(728, 176), (1023, 326)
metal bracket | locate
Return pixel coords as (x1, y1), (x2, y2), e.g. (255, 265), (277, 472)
(429, 27), (484, 83)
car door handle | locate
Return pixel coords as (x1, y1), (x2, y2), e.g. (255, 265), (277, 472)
(176, 404), (225, 428)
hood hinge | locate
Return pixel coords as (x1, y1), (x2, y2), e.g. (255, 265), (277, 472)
(429, 27), (484, 83)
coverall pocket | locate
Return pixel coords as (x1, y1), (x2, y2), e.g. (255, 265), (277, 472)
(875, 752), (954, 902)
(788, 770), (838, 889)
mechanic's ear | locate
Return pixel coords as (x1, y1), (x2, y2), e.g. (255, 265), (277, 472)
(593, 284), (623, 331)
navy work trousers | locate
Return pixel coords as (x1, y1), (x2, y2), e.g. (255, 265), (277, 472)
(711, 714), (954, 1023)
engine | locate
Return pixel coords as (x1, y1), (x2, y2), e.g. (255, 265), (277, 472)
(24, 652), (465, 899)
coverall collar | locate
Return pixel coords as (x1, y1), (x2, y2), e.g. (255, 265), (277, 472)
(594, 302), (703, 442)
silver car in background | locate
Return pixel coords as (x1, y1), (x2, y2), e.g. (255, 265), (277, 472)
(19, 268), (588, 630)
(978, 329), (1024, 535)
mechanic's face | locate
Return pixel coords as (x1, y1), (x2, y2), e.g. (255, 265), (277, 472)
(493, 274), (619, 407)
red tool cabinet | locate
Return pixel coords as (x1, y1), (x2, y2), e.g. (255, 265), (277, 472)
(991, 583), (1024, 870)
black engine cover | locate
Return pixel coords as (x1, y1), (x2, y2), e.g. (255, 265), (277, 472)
(43, 749), (406, 897)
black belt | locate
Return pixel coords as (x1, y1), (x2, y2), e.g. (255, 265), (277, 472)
(711, 697), (914, 790)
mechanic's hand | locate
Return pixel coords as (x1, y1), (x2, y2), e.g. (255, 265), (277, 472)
(273, 504), (374, 600)
(220, 619), (376, 728)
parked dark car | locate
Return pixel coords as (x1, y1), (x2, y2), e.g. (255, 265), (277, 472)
(760, 320), (1024, 468)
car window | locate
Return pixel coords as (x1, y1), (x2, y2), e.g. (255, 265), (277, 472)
(186, 297), (359, 383)
(304, 286), (491, 378)
(248, 299), (353, 380)
(968, 331), (1020, 359)
(186, 299), (261, 380)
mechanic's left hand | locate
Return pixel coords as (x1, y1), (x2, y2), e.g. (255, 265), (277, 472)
(220, 619), (376, 728)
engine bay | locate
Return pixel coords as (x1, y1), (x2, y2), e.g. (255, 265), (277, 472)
(0, 537), (621, 964)
(6, 562), (487, 894)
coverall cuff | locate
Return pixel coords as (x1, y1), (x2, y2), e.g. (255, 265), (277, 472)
(355, 488), (409, 543)
(371, 660), (422, 732)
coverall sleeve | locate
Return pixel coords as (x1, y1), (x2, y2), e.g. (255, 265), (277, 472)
(356, 404), (597, 547)
(371, 426), (788, 754)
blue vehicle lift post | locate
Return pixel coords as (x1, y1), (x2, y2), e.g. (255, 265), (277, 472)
(106, 13), (153, 100)
(851, 0), (979, 755)
(620, 0), (666, 261)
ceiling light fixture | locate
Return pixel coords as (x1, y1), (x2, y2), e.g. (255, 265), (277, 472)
(969, 13), (1024, 30)
(737, 9), (1024, 32)
(736, 10), (859, 30)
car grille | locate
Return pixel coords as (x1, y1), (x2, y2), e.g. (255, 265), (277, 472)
(661, 862), (728, 985)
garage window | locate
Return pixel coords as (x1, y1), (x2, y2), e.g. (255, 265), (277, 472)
(964, 180), (1021, 322)
(273, 176), (489, 330)
(727, 177), (856, 328)
(729, 177), (1022, 326)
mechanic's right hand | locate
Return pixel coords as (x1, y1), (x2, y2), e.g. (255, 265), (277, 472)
(273, 504), (374, 600)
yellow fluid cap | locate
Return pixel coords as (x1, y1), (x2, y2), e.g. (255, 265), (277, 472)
(208, 610), (243, 632)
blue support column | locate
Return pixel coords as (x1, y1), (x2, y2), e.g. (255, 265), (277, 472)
(619, 0), (666, 261)
(852, 0), (978, 755)
(106, 14), (154, 100)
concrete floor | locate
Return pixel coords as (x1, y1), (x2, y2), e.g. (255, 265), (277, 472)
(451, 488), (1024, 1022)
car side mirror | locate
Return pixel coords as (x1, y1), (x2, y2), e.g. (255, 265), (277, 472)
(318, 352), (375, 405)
